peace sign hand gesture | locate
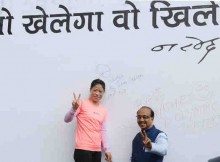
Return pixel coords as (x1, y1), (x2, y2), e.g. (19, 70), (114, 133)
(141, 129), (152, 149)
(72, 93), (81, 110)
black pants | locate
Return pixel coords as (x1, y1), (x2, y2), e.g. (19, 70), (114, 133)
(74, 149), (102, 162)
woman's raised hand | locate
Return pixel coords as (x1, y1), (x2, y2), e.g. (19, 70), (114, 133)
(72, 93), (81, 110)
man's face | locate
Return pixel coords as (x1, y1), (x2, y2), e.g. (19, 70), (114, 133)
(137, 108), (154, 129)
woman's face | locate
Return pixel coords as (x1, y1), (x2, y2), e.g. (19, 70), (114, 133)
(90, 84), (105, 103)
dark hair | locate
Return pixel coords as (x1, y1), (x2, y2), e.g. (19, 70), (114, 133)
(90, 79), (105, 91)
(137, 106), (154, 118)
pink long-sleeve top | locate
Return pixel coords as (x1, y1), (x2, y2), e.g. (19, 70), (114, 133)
(64, 99), (110, 153)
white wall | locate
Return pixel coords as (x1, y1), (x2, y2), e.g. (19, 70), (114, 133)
(0, 1), (220, 162)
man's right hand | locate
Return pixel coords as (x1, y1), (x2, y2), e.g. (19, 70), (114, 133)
(141, 129), (152, 149)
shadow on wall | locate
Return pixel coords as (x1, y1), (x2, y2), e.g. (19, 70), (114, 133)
(208, 156), (220, 162)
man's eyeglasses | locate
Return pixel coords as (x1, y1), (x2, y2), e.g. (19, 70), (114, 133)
(136, 115), (151, 120)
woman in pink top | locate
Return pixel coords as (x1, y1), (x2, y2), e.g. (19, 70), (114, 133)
(64, 79), (112, 162)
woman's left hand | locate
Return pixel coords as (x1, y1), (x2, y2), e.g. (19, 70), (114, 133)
(105, 152), (112, 162)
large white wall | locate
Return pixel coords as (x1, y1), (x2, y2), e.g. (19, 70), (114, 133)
(0, 1), (220, 162)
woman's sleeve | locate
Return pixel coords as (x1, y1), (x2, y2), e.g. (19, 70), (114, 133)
(101, 114), (111, 153)
(64, 108), (76, 123)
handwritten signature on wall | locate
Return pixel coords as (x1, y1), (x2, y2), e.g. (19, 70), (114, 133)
(95, 64), (143, 98)
(151, 36), (220, 64)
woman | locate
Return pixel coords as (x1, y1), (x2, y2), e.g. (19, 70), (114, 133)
(64, 79), (112, 162)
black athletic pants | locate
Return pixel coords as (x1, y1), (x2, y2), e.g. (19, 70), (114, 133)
(74, 149), (102, 162)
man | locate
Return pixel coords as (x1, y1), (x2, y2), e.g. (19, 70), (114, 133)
(131, 106), (168, 162)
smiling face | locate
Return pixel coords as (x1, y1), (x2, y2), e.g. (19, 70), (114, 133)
(89, 84), (105, 103)
(137, 107), (154, 129)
